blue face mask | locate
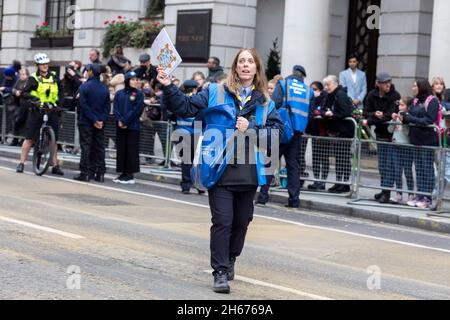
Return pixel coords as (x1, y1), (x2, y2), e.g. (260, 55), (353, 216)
(143, 88), (152, 96)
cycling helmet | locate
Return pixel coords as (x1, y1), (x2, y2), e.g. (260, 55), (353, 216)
(34, 53), (50, 65)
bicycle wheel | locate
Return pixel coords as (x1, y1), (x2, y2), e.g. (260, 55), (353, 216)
(33, 126), (56, 176)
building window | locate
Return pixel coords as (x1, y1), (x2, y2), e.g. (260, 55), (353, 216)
(0, 0), (4, 47)
(46, 0), (75, 36)
(146, 0), (164, 17)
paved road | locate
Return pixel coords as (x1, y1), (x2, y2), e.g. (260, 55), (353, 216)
(0, 158), (450, 300)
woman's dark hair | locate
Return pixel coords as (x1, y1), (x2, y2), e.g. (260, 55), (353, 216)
(311, 81), (324, 91)
(415, 78), (433, 98)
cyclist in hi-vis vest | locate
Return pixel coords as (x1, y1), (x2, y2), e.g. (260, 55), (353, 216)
(16, 53), (64, 175)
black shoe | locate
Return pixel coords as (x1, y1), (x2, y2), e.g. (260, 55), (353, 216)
(73, 174), (90, 182)
(198, 190), (206, 195)
(379, 191), (391, 204)
(374, 191), (384, 201)
(213, 270), (230, 294)
(95, 174), (105, 183)
(334, 185), (351, 194)
(308, 182), (319, 191)
(285, 204), (299, 209)
(51, 166), (64, 176)
(9, 139), (20, 147)
(16, 163), (24, 173)
(328, 184), (340, 193)
(182, 190), (190, 194)
(227, 257), (236, 281)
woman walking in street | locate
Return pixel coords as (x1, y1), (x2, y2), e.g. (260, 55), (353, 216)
(157, 48), (283, 294)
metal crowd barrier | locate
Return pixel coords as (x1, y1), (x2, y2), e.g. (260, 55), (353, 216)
(350, 123), (444, 212)
(0, 104), (174, 168)
(296, 117), (359, 197)
(2, 103), (450, 215)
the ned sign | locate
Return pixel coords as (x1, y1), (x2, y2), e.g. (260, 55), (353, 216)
(176, 10), (212, 63)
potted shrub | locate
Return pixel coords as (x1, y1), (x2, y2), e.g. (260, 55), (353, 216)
(30, 21), (52, 47)
(102, 16), (164, 57)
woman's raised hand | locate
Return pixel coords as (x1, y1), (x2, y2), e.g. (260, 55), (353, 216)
(157, 68), (171, 87)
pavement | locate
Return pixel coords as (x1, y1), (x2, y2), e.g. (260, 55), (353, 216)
(1, 144), (450, 235)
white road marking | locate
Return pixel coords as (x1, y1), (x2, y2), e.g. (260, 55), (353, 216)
(0, 216), (85, 239)
(203, 270), (333, 300)
(1, 165), (450, 254)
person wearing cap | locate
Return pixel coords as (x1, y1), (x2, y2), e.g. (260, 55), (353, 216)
(73, 64), (110, 182)
(16, 53), (64, 175)
(257, 65), (313, 208)
(339, 54), (367, 110)
(175, 80), (205, 194)
(113, 71), (144, 185)
(134, 52), (159, 88)
(363, 72), (401, 203)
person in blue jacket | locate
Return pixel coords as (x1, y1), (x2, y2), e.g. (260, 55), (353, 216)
(157, 48), (284, 294)
(113, 71), (144, 185)
(74, 64), (110, 182)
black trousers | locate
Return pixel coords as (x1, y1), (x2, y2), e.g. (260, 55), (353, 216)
(179, 135), (195, 191)
(258, 133), (302, 207)
(209, 186), (257, 272)
(116, 128), (140, 175)
(79, 125), (105, 176)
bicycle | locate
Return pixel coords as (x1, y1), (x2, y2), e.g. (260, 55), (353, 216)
(29, 101), (61, 176)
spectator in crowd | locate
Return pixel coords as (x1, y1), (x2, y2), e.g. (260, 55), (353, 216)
(321, 75), (355, 194)
(363, 72), (401, 203)
(108, 45), (131, 76)
(134, 53), (159, 88)
(113, 71), (144, 185)
(73, 64), (110, 183)
(388, 96), (415, 204)
(404, 79), (440, 209)
(0, 67), (19, 144)
(339, 54), (367, 110)
(307, 81), (329, 191)
(12, 60), (22, 74)
(89, 48), (101, 64)
(431, 77), (450, 129)
(9, 68), (29, 146)
(206, 56), (225, 83)
(61, 64), (82, 111)
(267, 79), (276, 97)
(192, 71), (206, 92)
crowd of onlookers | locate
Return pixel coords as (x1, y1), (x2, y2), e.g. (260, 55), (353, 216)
(1, 49), (450, 208)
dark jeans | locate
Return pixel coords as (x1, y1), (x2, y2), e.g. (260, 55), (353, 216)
(179, 135), (195, 191)
(377, 143), (395, 188)
(209, 186), (257, 272)
(258, 133), (302, 207)
(312, 138), (330, 180)
(79, 125), (105, 176)
(392, 145), (414, 192)
(414, 148), (435, 196)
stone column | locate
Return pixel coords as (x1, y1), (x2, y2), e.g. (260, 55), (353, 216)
(429, 0), (450, 81)
(281, 0), (331, 83)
